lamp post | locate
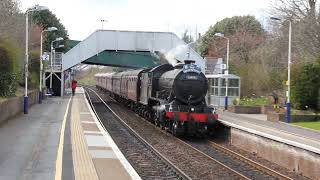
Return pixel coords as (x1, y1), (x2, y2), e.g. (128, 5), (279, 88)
(270, 17), (292, 123)
(101, 19), (108, 29)
(39, 27), (57, 104)
(49, 37), (64, 94)
(24, 5), (48, 114)
(214, 33), (230, 110)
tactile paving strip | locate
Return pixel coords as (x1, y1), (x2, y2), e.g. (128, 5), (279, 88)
(71, 95), (99, 180)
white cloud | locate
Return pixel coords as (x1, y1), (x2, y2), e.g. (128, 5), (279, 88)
(20, 0), (272, 40)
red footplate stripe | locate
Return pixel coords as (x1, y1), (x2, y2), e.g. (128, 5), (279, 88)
(165, 112), (218, 122)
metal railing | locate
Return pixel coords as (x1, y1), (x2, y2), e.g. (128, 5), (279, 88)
(46, 52), (63, 71)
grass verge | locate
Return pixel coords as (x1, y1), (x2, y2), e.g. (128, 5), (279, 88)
(292, 121), (320, 131)
(237, 97), (272, 106)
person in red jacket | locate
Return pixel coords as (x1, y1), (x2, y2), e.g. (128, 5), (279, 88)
(71, 79), (77, 96)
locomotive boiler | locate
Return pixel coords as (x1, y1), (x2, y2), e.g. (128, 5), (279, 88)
(158, 63), (208, 105)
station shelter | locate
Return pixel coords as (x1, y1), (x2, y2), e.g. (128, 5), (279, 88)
(206, 74), (240, 107)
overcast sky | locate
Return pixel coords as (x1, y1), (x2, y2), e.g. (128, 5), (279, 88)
(20, 0), (273, 40)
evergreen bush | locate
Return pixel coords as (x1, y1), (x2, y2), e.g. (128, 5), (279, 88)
(291, 63), (320, 110)
(0, 72), (17, 97)
(0, 39), (19, 97)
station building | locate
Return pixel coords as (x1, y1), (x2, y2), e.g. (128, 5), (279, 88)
(204, 57), (240, 107)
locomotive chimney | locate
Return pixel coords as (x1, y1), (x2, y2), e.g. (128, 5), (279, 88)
(184, 60), (195, 64)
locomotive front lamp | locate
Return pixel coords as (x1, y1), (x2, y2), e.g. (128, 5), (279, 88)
(101, 19), (108, 29)
(55, 37), (64, 41)
(214, 33), (224, 37)
(46, 27), (58, 31)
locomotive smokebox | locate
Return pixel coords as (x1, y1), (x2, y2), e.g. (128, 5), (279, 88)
(158, 63), (208, 105)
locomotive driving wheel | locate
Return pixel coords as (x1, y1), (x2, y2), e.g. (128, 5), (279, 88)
(172, 121), (184, 137)
(155, 111), (166, 130)
(154, 118), (160, 127)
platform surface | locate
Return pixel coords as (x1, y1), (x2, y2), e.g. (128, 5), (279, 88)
(219, 111), (320, 154)
(0, 87), (140, 180)
(0, 97), (69, 180)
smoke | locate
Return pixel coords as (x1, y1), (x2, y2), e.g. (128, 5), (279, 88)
(164, 44), (189, 66)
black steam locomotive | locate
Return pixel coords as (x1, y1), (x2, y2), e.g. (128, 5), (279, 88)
(95, 61), (218, 136)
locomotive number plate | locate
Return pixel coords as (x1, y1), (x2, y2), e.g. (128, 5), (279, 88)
(186, 75), (198, 80)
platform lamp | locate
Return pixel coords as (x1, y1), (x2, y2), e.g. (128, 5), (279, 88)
(49, 37), (64, 94)
(101, 19), (108, 29)
(39, 27), (58, 104)
(214, 33), (230, 110)
(270, 17), (292, 123)
(24, 5), (48, 114)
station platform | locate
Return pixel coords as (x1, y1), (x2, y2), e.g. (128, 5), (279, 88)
(218, 111), (320, 154)
(0, 87), (140, 180)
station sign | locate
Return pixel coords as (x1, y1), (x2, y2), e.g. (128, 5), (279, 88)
(221, 64), (227, 70)
(42, 52), (50, 61)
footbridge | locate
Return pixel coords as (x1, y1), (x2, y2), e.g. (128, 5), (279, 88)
(62, 30), (205, 71)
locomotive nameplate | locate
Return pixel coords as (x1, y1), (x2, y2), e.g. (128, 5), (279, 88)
(183, 64), (201, 74)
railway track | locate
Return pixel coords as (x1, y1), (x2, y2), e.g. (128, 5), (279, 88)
(85, 86), (305, 180)
(84, 87), (190, 180)
(85, 87), (249, 179)
(208, 141), (294, 180)
(184, 139), (296, 180)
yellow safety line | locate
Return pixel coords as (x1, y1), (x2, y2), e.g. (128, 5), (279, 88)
(55, 96), (72, 180)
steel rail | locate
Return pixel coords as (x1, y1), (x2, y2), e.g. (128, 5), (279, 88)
(173, 138), (251, 180)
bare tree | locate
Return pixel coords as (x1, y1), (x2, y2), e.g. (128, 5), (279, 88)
(0, 0), (24, 48)
(271, 0), (320, 63)
(274, 0), (317, 19)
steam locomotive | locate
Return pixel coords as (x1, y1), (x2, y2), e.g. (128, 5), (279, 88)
(95, 61), (218, 136)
